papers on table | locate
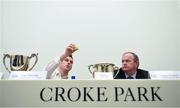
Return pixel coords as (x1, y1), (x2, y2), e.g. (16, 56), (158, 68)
(94, 72), (113, 80)
(149, 71), (180, 80)
(8, 71), (47, 80)
(0, 72), (3, 80)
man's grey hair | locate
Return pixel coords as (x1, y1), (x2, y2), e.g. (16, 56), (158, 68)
(123, 52), (139, 67)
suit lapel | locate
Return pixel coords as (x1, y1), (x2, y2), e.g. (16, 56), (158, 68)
(136, 69), (141, 79)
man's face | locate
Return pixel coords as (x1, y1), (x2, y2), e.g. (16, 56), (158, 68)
(59, 56), (73, 73)
(121, 53), (138, 74)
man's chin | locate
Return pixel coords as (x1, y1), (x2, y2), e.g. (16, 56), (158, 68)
(65, 68), (71, 72)
(122, 68), (129, 72)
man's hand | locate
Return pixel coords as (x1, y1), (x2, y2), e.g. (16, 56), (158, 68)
(60, 44), (78, 62)
(65, 44), (78, 55)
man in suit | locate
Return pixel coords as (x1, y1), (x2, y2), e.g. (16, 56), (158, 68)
(114, 52), (150, 79)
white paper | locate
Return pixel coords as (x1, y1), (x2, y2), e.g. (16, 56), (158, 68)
(8, 71), (47, 80)
(94, 72), (113, 80)
(0, 72), (3, 80)
(149, 71), (180, 80)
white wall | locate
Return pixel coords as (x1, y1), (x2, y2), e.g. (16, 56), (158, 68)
(0, 0), (2, 76)
(1, 0), (180, 79)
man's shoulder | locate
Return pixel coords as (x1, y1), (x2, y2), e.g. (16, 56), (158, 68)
(137, 69), (149, 73)
(137, 69), (150, 79)
(113, 68), (126, 79)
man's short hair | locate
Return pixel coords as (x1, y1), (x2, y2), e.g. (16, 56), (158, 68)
(131, 52), (139, 62)
(69, 54), (73, 59)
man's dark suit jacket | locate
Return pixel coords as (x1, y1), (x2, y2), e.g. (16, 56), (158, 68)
(114, 68), (151, 79)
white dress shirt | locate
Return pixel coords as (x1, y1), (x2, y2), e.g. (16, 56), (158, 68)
(45, 57), (61, 79)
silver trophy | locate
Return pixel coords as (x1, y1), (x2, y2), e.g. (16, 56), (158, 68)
(88, 63), (118, 77)
(3, 53), (38, 73)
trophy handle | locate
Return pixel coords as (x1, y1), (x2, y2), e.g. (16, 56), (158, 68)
(113, 66), (120, 79)
(114, 66), (119, 71)
(28, 53), (38, 71)
(3, 54), (11, 73)
(88, 65), (95, 78)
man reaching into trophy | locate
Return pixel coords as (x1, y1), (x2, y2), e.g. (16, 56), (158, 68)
(45, 44), (78, 79)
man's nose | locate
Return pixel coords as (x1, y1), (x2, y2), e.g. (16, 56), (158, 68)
(123, 62), (127, 65)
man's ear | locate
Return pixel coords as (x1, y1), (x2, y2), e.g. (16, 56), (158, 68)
(136, 61), (139, 68)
